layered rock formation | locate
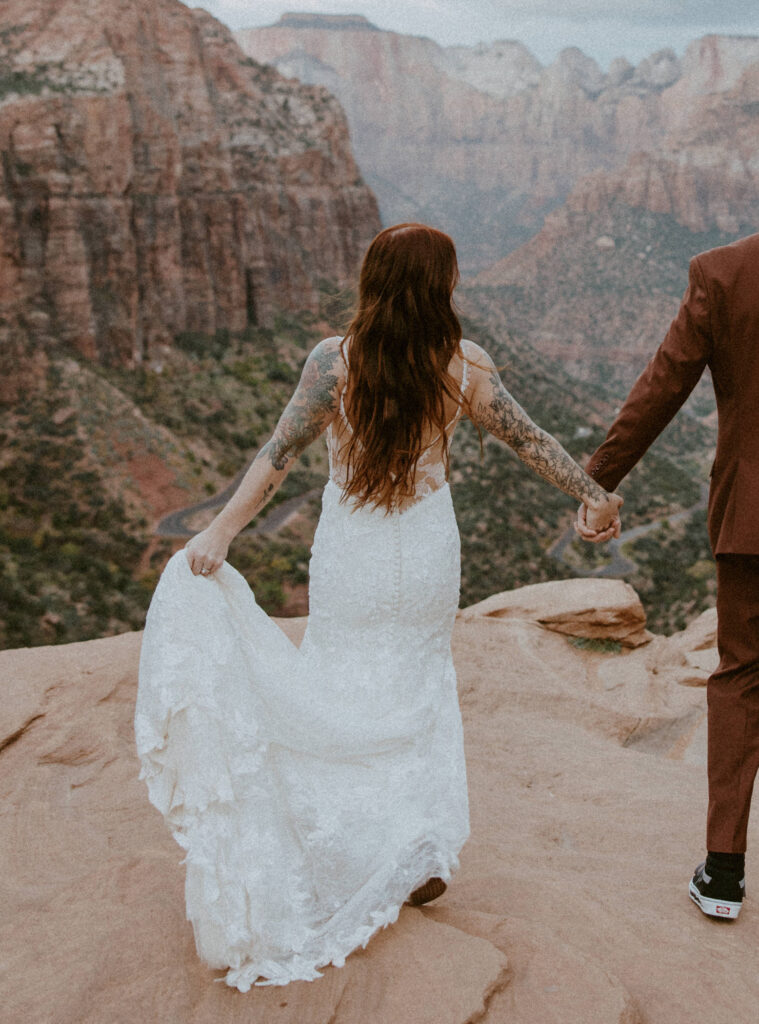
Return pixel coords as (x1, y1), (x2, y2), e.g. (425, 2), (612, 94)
(237, 17), (759, 271)
(4, 578), (758, 1024)
(0, 0), (380, 367)
(562, 41), (759, 238)
(467, 51), (758, 393)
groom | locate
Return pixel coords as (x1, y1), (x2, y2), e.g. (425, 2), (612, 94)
(577, 231), (759, 920)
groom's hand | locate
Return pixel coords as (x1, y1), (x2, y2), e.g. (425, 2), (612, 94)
(574, 501), (622, 543)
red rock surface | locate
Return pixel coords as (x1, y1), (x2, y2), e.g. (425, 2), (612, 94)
(0, 0), (380, 367)
(2, 580), (758, 1022)
(460, 577), (653, 647)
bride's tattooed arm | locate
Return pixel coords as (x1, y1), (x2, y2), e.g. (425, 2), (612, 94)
(256, 341), (342, 473)
(190, 338), (343, 556)
(468, 346), (621, 519)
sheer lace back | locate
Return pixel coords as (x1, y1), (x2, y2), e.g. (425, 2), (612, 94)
(326, 339), (472, 510)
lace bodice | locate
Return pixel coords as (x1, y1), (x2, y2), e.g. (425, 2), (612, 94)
(325, 339), (472, 507)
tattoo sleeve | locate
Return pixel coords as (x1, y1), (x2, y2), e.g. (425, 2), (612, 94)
(210, 340), (342, 542)
(474, 369), (609, 506)
(255, 341), (341, 472)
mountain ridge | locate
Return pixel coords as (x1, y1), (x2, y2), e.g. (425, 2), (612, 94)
(237, 22), (759, 271)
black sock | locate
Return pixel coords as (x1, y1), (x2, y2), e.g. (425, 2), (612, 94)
(706, 851), (745, 874)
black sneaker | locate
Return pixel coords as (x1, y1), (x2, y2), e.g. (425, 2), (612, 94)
(689, 861), (745, 920)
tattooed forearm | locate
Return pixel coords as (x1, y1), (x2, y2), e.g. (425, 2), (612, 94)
(252, 482), (274, 512)
(476, 372), (609, 506)
(255, 439), (289, 472)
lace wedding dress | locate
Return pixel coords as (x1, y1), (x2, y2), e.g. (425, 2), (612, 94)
(134, 349), (472, 990)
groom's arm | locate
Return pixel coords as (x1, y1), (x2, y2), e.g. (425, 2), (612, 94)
(586, 255), (714, 492)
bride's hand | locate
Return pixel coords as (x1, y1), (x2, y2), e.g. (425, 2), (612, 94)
(184, 526), (230, 576)
(574, 496), (622, 543)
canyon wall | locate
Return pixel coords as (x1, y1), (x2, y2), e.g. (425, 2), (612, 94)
(0, 0), (380, 367)
(468, 57), (759, 391)
(238, 17), (759, 272)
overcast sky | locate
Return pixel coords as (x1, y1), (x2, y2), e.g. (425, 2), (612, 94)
(193, 0), (758, 68)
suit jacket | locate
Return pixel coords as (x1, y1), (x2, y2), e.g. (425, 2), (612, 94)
(586, 231), (759, 555)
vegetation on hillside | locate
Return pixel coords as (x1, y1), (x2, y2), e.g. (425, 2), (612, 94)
(625, 509), (716, 634)
(0, 368), (166, 647)
(464, 204), (743, 409)
(0, 322), (318, 648)
(1, 290), (716, 648)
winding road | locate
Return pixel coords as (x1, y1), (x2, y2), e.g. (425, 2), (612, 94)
(547, 484), (709, 577)
(156, 470), (709, 580)
(156, 472), (323, 539)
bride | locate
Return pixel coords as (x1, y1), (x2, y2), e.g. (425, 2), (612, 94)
(135, 223), (621, 990)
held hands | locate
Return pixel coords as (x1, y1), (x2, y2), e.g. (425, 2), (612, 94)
(184, 525), (231, 577)
(574, 493), (623, 544)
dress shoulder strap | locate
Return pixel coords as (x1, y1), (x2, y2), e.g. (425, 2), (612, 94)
(459, 340), (472, 401)
(440, 342), (472, 433)
(336, 337), (352, 431)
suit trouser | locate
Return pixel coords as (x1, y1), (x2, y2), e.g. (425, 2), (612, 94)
(707, 554), (759, 852)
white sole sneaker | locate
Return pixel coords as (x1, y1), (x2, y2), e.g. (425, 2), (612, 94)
(689, 880), (742, 919)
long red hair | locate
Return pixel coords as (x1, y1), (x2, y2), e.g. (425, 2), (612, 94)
(340, 223), (467, 512)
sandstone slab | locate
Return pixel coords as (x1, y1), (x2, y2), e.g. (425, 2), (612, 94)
(425, 908), (640, 1024)
(0, 630), (508, 1024)
(460, 577), (651, 646)
(2, 578), (758, 1024)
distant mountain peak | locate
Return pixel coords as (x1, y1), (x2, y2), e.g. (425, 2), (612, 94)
(274, 12), (381, 32)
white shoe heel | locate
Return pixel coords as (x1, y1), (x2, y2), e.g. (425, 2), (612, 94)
(689, 880), (742, 919)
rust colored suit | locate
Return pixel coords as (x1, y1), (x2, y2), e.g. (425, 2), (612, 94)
(586, 231), (759, 853)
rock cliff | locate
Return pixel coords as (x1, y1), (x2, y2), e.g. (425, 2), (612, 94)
(3, 579), (757, 1023)
(467, 54), (758, 393)
(0, 0), (380, 367)
(236, 18), (759, 272)
(567, 64), (759, 235)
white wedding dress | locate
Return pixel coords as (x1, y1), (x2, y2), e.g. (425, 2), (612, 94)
(134, 352), (472, 990)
